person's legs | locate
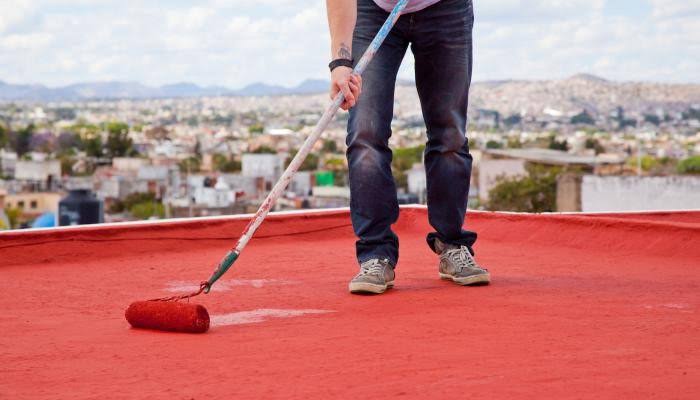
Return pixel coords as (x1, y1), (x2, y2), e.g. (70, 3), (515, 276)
(347, 0), (409, 266)
(410, 0), (477, 254)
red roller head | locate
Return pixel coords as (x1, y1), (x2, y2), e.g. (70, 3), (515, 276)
(125, 301), (210, 333)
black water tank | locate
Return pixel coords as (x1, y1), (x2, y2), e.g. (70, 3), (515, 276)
(58, 189), (104, 226)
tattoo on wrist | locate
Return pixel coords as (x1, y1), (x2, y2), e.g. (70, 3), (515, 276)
(338, 43), (351, 60)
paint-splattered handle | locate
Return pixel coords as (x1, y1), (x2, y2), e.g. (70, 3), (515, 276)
(204, 0), (409, 290)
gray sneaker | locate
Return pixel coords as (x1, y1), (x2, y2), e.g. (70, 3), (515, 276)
(348, 258), (395, 294)
(434, 239), (490, 285)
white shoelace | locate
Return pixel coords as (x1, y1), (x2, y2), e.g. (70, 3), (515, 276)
(359, 259), (385, 275)
(444, 246), (477, 271)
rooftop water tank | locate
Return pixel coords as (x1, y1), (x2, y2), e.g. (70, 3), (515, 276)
(58, 189), (104, 226)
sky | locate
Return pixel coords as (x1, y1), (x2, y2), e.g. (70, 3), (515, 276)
(0, 0), (698, 88)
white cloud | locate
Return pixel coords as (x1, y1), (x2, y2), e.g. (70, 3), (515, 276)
(0, 0), (697, 86)
(649, 0), (700, 19)
(0, 32), (52, 50)
(165, 7), (215, 31)
(0, 0), (36, 33)
(476, 0), (605, 21)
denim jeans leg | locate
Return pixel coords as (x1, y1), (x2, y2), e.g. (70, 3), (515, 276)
(410, 0), (478, 253)
(346, 0), (410, 265)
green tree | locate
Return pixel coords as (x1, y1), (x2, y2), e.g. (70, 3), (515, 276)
(626, 155), (659, 172)
(12, 124), (34, 156)
(486, 164), (562, 212)
(0, 123), (8, 148)
(248, 123), (264, 134)
(571, 110), (595, 125)
(285, 150), (319, 171)
(3, 207), (21, 229)
(251, 145), (277, 154)
(548, 135), (569, 151)
(212, 153), (241, 172)
(585, 138), (605, 155)
(486, 140), (503, 149)
(392, 145), (425, 172)
(322, 139), (338, 153)
(178, 156), (201, 173)
(507, 137), (523, 149)
(194, 139), (202, 159)
(324, 157), (345, 170)
(83, 135), (104, 158)
(59, 154), (75, 176)
(129, 201), (165, 220)
(104, 122), (134, 158)
(57, 132), (80, 155)
(68, 121), (99, 136)
(109, 192), (158, 213)
(390, 145), (426, 190)
(677, 156), (700, 174)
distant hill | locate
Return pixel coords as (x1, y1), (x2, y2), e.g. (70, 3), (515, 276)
(1, 75), (699, 117)
(463, 73), (700, 115)
(0, 78), (331, 101)
(232, 79), (328, 97)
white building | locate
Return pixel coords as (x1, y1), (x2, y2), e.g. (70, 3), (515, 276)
(0, 149), (17, 177)
(407, 163), (426, 201)
(241, 153), (284, 180)
(96, 175), (147, 200)
(14, 160), (61, 190)
(581, 176), (700, 212)
(113, 157), (147, 172)
(137, 165), (180, 198)
(290, 171), (312, 197)
(219, 174), (258, 198)
(193, 179), (236, 208)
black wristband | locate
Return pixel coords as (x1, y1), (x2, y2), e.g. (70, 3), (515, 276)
(329, 58), (354, 72)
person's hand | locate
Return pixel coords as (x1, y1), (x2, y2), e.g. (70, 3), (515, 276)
(330, 66), (362, 110)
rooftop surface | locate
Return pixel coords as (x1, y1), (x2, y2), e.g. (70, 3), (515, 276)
(1, 206), (699, 399)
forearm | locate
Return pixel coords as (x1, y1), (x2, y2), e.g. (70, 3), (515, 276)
(326, 0), (357, 60)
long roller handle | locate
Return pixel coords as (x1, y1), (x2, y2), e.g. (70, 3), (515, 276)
(203, 0), (409, 292)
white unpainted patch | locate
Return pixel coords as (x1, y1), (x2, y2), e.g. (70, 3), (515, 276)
(643, 303), (693, 311)
(211, 308), (334, 326)
(165, 279), (295, 293)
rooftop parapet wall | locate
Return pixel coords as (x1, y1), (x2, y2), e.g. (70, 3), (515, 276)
(2, 206), (698, 268)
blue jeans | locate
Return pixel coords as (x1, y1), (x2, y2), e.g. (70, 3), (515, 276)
(347, 0), (476, 266)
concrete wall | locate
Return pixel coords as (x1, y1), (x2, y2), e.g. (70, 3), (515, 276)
(556, 173), (582, 212)
(14, 160), (61, 181)
(407, 163), (426, 197)
(0, 150), (17, 177)
(290, 171), (312, 196)
(112, 157), (147, 172)
(581, 175), (700, 212)
(219, 174), (258, 197)
(477, 158), (526, 202)
(4, 192), (62, 215)
(241, 154), (284, 179)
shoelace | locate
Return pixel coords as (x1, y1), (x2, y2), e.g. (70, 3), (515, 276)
(444, 246), (478, 271)
(359, 259), (385, 276)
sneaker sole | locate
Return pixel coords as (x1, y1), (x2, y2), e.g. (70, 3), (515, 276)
(439, 272), (490, 286)
(349, 280), (394, 294)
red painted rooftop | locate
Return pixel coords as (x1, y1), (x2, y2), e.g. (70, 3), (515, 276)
(1, 206), (699, 399)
